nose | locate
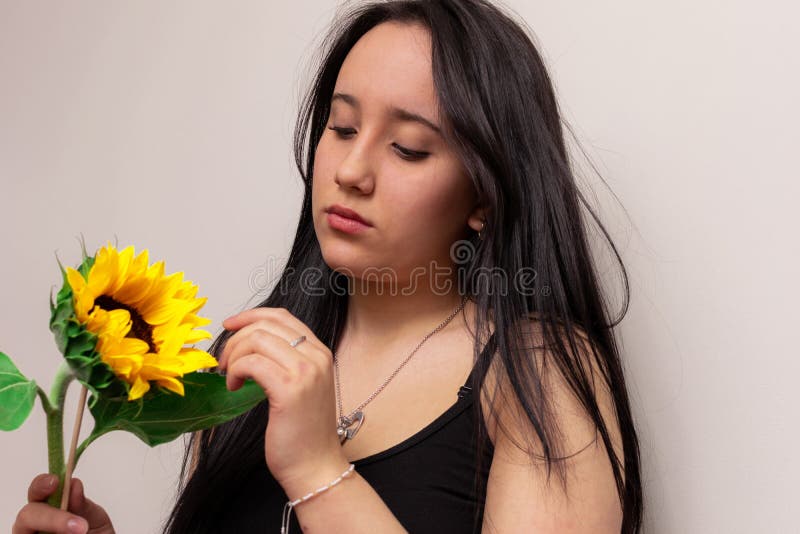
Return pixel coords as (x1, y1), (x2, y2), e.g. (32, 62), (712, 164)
(334, 139), (375, 195)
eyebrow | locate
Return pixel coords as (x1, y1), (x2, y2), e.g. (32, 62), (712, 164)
(331, 92), (442, 135)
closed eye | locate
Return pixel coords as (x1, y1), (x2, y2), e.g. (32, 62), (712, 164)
(328, 125), (356, 138)
(327, 126), (430, 162)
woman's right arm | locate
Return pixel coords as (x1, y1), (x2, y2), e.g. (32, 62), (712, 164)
(12, 473), (115, 534)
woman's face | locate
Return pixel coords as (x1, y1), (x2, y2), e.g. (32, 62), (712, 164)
(312, 21), (484, 285)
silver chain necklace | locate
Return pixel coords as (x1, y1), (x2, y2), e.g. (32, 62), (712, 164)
(334, 295), (467, 444)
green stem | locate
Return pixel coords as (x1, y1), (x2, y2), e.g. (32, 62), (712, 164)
(35, 386), (55, 416)
(44, 361), (75, 508)
(74, 432), (100, 466)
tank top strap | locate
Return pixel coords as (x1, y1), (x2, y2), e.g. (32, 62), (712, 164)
(457, 330), (497, 399)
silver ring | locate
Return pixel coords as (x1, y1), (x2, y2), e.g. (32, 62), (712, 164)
(289, 335), (307, 348)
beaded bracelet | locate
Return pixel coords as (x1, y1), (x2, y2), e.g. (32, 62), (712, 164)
(280, 463), (356, 534)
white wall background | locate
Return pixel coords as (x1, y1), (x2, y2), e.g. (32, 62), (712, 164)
(1, 1), (797, 532)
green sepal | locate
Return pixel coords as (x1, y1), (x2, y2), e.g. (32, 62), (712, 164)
(77, 252), (94, 278)
(85, 371), (266, 447)
(0, 352), (38, 431)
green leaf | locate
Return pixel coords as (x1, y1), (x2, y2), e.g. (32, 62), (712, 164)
(86, 372), (265, 447)
(0, 352), (38, 431)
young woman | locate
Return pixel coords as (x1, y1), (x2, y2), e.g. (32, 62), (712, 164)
(14, 1), (643, 532)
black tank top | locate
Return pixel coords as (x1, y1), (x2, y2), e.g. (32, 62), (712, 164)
(255, 337), (497, 533)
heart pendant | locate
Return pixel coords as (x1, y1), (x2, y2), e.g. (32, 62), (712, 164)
(336, 411), (365, 444)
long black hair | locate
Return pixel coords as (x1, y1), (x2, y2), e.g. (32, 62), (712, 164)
(163, 1), (643, 532)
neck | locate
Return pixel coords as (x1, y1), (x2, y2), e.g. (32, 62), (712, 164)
(337, 285), (467, 355)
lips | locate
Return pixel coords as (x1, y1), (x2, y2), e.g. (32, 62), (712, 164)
(325, 204), (372, 227)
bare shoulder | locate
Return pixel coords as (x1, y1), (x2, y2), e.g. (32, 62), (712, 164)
(478, 317), (625, 533)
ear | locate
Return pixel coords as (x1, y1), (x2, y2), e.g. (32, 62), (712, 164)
(467, 201), (489, 233)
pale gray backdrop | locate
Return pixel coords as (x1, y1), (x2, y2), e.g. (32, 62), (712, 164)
(1, 1), (797, 532)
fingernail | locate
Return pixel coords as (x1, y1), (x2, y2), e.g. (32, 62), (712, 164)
(44, 475), (56, 487)
(67, 518), (87, 533)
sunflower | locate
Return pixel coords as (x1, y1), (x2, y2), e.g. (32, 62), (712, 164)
(62, 243), (218, 401)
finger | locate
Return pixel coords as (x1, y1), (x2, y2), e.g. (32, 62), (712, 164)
(222, 325), (305, 370)
(67, 477), (87, 513)
(13, 502), (88, 534)
(67, 478), (108, 526)
(223, 329), (320, 378)
(219, 320), (305, 370)
(226, 353), (289, 396)
(223, 307), (317, 340)
(27, 473), (58, 503)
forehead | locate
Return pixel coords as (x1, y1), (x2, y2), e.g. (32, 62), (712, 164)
(333, 22), (439, 121)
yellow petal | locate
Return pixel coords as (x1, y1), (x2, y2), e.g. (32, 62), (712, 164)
(128, 375), (150, 401)
(144, 299), (192, 326)
(103, 308), (133, 334)
(180, 313), (212, 329)
(178, 348), (219, 372)
(113, 274), (156, 306)
(155, 376), (185, 396)
(183, 328), (212, 344)
(137, 272), (183, 316)
(101, 354), (139, 379)
(151, 323), (186, 359)
(131, 249), (150, 271)
(141, 347), (186, 373)
(86, 247), (114, 296)
(113, 337), (149, 355)
(175, 281), (199, 300)
(65, 267), (86, 293)
(107, 245), (135, 295)
(186, 296), (208, 315)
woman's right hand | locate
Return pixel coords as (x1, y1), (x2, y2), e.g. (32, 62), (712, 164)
(12, 473), (115, 534)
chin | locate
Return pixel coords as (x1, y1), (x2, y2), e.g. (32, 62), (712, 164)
(319, 239), (366, 272)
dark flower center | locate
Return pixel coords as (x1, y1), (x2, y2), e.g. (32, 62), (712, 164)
(94, 295), (157, 353)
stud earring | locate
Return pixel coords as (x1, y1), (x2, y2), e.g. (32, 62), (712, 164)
(478, 221), (485, 240)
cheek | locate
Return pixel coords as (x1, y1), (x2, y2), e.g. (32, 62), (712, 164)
(386, 177), (469, 245)
(402, 164), (472, 226)
(311, 145), (331, 237)
(312, 139), (337, 202)
(312, 137), (334, 184)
